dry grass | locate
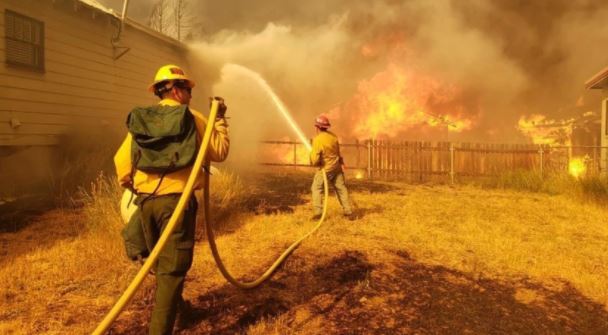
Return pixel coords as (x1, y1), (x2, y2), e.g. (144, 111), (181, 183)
(1, 171), (608, 334)
(0, 175), (143, 334)
(480, 169), (608, 204)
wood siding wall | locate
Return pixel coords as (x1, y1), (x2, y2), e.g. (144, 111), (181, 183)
(0, 0), (189, 146)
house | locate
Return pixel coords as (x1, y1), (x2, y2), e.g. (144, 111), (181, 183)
(0, 0), (192, 194)
(585, 66), (608, 174)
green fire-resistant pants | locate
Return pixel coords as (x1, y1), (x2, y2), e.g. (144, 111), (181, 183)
(311, 169), (352, 216)
(121, 209), (148, 261)
(138, 194), (197, 335)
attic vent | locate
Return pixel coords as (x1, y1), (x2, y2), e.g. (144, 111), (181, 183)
(4, 10), (44, 71)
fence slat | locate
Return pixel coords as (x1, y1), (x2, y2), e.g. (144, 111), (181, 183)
(258, 140), (608, 180)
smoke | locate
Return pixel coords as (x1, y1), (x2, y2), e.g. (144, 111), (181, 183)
(178, 0), (608, 166)
(187, 16), (360, 167)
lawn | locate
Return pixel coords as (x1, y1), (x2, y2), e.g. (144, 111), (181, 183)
(1, 171), (607, 334)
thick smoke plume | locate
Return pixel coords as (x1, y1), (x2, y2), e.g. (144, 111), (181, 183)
(185, 0), (606, 140)
(100, 0), (608, 166)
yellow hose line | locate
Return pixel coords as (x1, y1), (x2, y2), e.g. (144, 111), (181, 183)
(203, 167), (328, 289)
(91, 101), (220, 335)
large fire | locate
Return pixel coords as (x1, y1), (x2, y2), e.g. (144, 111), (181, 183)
(330, 63), (474, 139)
(518, 114), (573, 145)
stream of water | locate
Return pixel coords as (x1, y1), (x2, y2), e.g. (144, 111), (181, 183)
(222, 63), (312, 152)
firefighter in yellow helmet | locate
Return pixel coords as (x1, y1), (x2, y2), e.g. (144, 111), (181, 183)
(147, 64), (196, 95)
(310, 115), (355, 220)
(114, 64), (229, 334)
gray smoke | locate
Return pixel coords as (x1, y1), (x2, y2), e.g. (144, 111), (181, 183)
(100, 0), (608, 146)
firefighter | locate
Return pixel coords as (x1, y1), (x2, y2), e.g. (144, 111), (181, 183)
(113, 64), (229, 335)
(310, 115), (354, 220)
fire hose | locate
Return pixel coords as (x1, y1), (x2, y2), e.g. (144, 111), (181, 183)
(92, 100), (329, 334)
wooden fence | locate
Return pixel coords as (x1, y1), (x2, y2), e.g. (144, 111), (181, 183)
(259, 140), (608, 183)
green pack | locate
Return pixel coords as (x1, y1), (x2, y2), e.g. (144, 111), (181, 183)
(127, 104), (197, 174)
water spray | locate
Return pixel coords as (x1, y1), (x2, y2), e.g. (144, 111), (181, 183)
(224, 63), (312, 151)
(202, 64), (328, 289)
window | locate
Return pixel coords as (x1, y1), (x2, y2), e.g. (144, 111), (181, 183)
(5, 10), (44, 71)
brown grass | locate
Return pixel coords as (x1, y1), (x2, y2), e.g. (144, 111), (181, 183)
(1, 171), (608, 334)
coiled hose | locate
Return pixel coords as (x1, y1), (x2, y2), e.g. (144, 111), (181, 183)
(92, 101), (329, 333)
(202, 165), (328, 289)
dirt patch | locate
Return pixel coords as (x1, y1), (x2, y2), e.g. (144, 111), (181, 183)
(236, 173), (401, 216)
(109, 251), (372, 334)
(112, 250), (608, 334)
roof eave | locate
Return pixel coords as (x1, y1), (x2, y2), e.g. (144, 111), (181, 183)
(75, 0), (188, 50)
(124, 18), (188, 50)
(585, 66), (608, 90)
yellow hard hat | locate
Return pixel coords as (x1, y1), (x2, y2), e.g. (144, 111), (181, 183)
(148, 64), (196, 92)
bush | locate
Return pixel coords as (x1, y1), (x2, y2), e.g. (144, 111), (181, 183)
(578, 176), (608, 203)
(76, 172), (123, 234)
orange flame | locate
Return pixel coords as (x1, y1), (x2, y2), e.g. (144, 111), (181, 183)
(518, 114), (573, 145)
(261, 137), (310, 165)
(568, 156), (587, 178)
(283, 145), (310, 165)
(333, 63), (474, 139)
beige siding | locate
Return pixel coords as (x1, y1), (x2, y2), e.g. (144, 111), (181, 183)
(0, 0), (190, 146)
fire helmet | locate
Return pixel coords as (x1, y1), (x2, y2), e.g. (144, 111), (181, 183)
(148, 64), (196, 92)
(315, 115), (331, 129)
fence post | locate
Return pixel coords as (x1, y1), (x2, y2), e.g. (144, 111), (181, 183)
(593, 141), (597, 175)
(293, 142), (297, 169)
(449, 142), (455, 185)
(367, 139), (372, 179)
(539, 145), (544, 177)
(356, 139), (360, 169)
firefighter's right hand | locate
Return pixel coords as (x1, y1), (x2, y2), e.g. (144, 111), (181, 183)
(121, 180), (133, 190)
(210, 96), (228, 119)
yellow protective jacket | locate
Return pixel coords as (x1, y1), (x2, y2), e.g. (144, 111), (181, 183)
(114, 98), (229, 195)
(310, 130), (342, 173)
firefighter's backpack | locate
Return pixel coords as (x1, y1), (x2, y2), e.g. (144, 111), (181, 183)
(127, 104), (197, 174)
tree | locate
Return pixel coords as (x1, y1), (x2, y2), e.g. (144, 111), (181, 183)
(148, 0), (196, 41)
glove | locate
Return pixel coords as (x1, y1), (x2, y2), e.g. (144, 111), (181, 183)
(210, 96), (227, 119)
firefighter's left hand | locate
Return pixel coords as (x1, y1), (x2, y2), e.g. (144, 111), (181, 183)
(210, 96), (228, 119)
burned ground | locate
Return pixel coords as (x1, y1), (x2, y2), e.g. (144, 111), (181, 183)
(235, 171), (399, 216)
(110, 250), (608, 335)
(2, 174), (608, 334)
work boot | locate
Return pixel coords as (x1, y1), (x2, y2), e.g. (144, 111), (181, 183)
(175, 298), (196, 330)
(311, 213), (322, 221)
